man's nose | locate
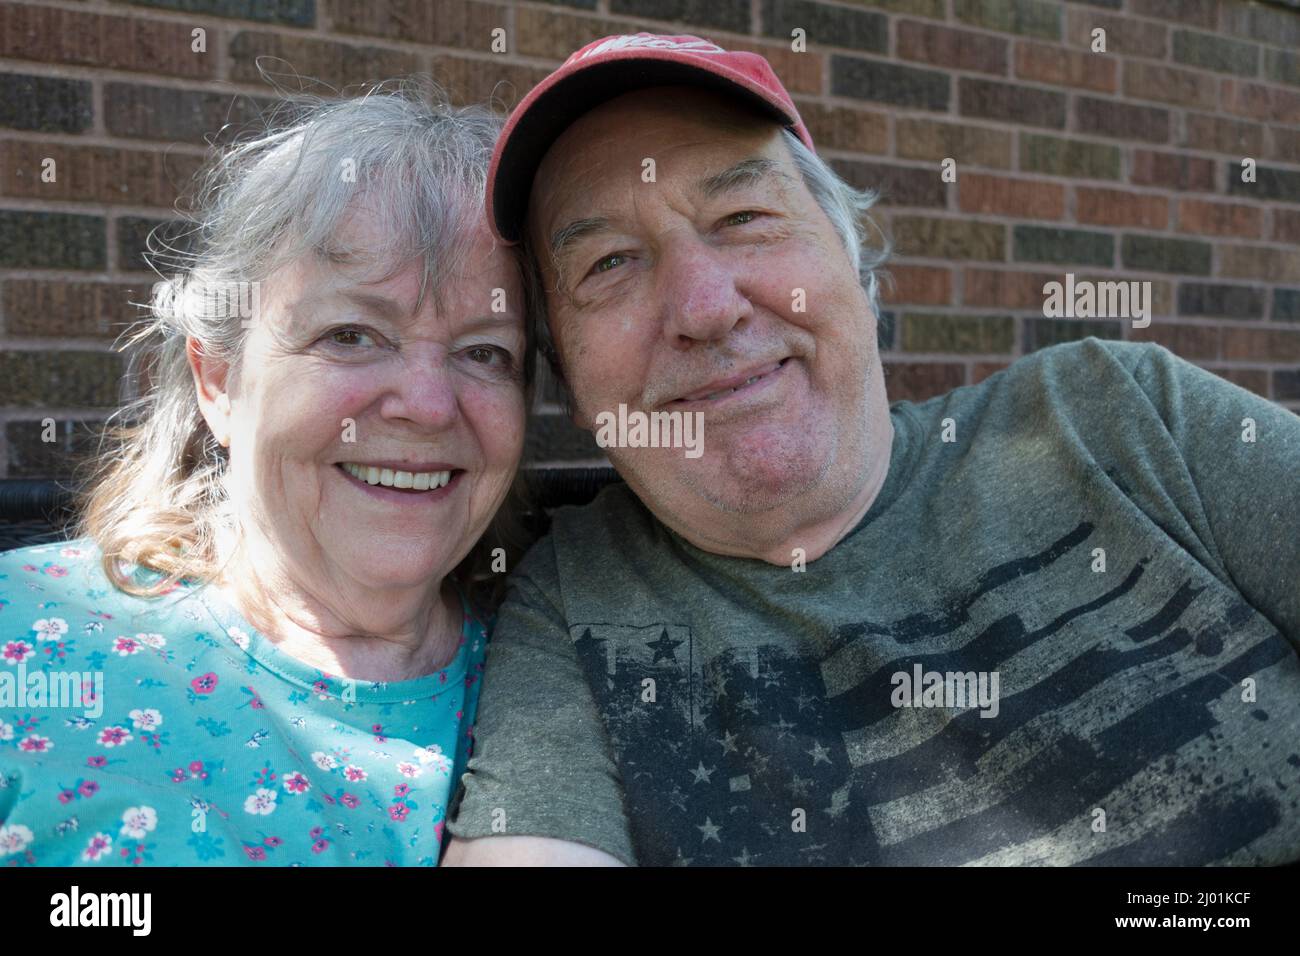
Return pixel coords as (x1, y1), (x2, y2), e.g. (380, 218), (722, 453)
(378, 346), (460, 430)
(658, 237), (751, 346)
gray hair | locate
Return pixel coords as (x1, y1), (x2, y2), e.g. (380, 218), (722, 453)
(78, 82), (526, 596)
(523, 126), (892, 414)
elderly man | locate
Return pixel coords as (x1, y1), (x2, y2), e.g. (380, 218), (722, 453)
(443, 34), (1300, 867)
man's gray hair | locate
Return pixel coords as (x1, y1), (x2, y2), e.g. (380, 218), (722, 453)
(524, 126), (893, 413)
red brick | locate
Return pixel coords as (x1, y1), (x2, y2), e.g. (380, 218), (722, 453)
(794, 101), (888, 153)
(1076, 187), (1168, 229)
(895, 118), (1012, 168)
(1177, 199), (1263, 238)
(897, 21), (1007, 75)
(1065, 9), (1167, 60)
(1221, 327), (1300, 362)
(431, 55), (551, 111)
(963, 268), (1055, 308)
(1213, 367), (1269, 395)
(1015, 41), (1116, 93)
(1131, 150), (1217, 192)
(959, 174), (1065, 220)
(229, 31), (419, 88)
(1220, 79), (1300, 125)
(883, 361), (965, 401)
(1274, 209), (1300, 244)
(1220, 246), (1300, 282)
(328, 0), (509, 50)
(0, 2), (213, 78)
(1128, 321), (1219, 360)
(1183, 113), (1266, 156)
(0, 141), (204, 208)
(1122, 61), (1218, 110)
(971, 361), (1010, 383)
(2, 280), (142, 338)
(883, 264), (952, 306)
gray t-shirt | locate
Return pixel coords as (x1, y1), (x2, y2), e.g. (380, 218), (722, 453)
(447, 339), (1300, 866)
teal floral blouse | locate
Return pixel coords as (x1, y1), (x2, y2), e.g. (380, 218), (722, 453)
(0, 540), (488, 866)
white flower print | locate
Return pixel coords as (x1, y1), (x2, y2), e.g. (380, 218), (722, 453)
(96, 726), (132, 748)
(311, 751), (339, 771)
(129, 708), (163, 731)
(413, 744), (445, 766)
(396, 762), (423, 779)
(82, 833), (113, 862)
(0, 824), (34, 857)
(31, 617), (68, 641)
(137, 632), (166, 649)
(426, 752), (452, 775)
(120, 806), (158, 839)
(19, 734), (52, 753)
(244, 788), (278, 816)
(227, 627), (250, 650)
(0, 721), (13, 742)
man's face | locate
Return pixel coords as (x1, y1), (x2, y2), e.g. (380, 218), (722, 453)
(529, 86), (884, 527)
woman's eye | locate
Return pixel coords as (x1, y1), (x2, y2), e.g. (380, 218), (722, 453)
(327, 327), (376, 347)
(465, 345), (511, 366)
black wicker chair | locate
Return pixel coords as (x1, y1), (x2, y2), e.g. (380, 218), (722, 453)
(0, 468), (622, 553)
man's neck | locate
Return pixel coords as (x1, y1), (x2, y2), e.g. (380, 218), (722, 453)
(654, 417), (896, 566)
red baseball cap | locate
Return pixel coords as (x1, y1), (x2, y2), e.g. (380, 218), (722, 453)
(487, 32), (815, 244)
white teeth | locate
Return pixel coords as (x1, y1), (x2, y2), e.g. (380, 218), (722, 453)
(340, 463), (453, 491)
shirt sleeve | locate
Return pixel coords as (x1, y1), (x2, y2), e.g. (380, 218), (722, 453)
(1124, 342), (1300, 649)
(444, 536), (637, 865)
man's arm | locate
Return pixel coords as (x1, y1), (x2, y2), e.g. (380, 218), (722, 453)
(442, 835), (625, 866)
(443, 536), (637, 865)
(1128, 342), (1300, 646)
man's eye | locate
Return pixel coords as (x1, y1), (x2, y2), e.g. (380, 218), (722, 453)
(723, 210), (758, 227)
(327, 327), (376, 347)
(592, 253), (627, 275)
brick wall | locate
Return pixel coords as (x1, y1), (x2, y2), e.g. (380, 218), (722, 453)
(1, 0), (1298, 476)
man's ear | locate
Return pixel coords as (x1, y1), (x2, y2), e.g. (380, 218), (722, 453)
(187, 337), (233, 448)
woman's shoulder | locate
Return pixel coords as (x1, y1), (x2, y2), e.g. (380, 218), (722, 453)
(0, 538), (107, 596)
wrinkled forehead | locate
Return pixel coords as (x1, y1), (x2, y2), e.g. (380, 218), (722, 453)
(524, 87), (791, 245)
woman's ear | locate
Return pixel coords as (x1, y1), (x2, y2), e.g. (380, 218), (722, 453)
(187, 337), (233, 448)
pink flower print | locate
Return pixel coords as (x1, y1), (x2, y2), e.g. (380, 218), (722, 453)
(309, 826), (324, 840)
(45, 565), (68, 578)
(86, 756), (106, 768)
(59, 547), (86, 559)
(340, 793), (360, 809)
(312, 679), (330, 697)
(396, 762), (422, 779)
(343, 765), (367, 783)
(394, 783), (410, 798)
(282, 772), (310, 795)
(58, 790), (75, 805)
(78, 780), (98, 798)
(113, 636), (142, 656)
(97, 726), (132, 748)
(372, 723), (387, 742)
(3, 641), (33, 664)
(435, 821), (444, 843)
(82, 833), (112, 862)
(243, 845), (267, 862)
(188, 760), (204, 774)
(170, 768), (187, 783)
(31, 617), (67, 640)
(191, 672), (218, 695)
(264, 836), (283, 848)
(389, 803), (409, 822)
(311, 839), (329, 854)
(19, 734), (52, 753)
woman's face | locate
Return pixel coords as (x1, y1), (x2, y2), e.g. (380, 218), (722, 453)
(216, 206), (526, 597)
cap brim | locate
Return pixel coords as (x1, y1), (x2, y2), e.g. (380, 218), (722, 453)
(491, 57), (798, 244)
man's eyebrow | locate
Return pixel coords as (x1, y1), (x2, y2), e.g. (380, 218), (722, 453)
(695, 158), (793, 199)
(544, 159), (792, 262)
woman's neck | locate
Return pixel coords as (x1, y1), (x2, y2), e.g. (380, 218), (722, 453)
(216, 538), (462, 683)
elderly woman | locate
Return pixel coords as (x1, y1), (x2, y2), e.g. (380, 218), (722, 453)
(0, 87), (530, 866)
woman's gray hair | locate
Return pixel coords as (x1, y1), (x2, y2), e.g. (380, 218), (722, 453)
(524, 125), (892, 414)
(78, 82), (530, 597)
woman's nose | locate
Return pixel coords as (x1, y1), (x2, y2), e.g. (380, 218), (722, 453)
(378, 349), (460, 430)
(657, 238), (751, 347)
